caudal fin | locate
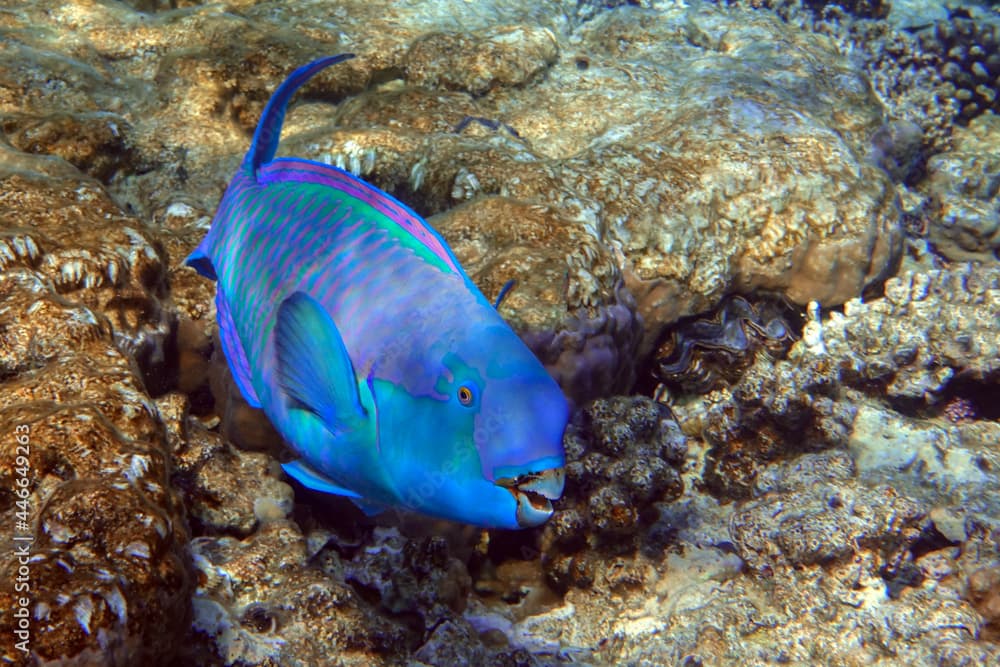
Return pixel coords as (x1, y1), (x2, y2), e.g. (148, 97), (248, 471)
(245, 53), (356, 175)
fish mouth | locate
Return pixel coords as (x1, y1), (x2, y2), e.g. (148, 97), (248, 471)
(495, 467), (565, 528)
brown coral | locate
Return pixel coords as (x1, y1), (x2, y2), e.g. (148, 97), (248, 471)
(916, 19), (1000, 125)
(0, 170), (191, 665)
(0, 172), (172, 385)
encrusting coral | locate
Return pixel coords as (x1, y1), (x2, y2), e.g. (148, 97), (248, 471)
(0, 169), (191, 665)
(541, 396), (686, 590)
(922, 112), (1000, 262)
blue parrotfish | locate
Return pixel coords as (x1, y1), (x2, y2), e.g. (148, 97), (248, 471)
(186, 54), (568, 528)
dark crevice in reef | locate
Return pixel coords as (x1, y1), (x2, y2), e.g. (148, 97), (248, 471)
(370, 66), (405, 86)
(910, 522), (960, 561)
(881, 560), (925, 600)
(138, 319), (179, 397)
(936, 372), (1000, 421)
(642, 293), (805, 396)
(887, 370), (1000, 423)
(882, 523), (960, 599)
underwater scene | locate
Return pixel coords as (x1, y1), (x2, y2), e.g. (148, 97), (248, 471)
(1, 0), (999, 665)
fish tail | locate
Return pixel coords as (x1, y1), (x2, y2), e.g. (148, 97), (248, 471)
(245, 53), (356, 176)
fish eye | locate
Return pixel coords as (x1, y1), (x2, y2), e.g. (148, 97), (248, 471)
(457, 385), (474, 406)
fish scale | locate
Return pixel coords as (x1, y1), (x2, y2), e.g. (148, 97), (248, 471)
(187, 54), (568, 528)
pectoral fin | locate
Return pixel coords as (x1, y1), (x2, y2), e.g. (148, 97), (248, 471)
(275, 291), (366, 436)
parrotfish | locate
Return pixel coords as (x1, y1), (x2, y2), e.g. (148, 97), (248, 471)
(186, 54), (568, 528)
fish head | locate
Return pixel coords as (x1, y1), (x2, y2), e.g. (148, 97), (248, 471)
(380, 321), (568, 529)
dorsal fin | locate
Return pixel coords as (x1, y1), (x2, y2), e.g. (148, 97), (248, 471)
(258, 158), (465, 275)
(246, 53), (355, 175)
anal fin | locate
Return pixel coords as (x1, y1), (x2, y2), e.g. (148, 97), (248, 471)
(282, 460), (361, 498)
(351, 498), (386, 516)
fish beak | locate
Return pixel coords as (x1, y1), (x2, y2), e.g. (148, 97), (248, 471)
(495, 467), (565, 528)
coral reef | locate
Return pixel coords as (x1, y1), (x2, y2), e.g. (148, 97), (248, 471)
(1, 112), (137, 183)
(915, 17), (1000, 124)
(1, 0), (906, 396)
(868, 118), (926, 185)
(690, 351), (855, 500)
(405, 25), (558, 96)
(735, 0), (999, 158)
(923, 112), (1000, 262)
(284, 1), (902, 355)
(0, 171), (191, 665)
(863, 25), (961, 155)
(463, 444), (999, 665)
(665, 263), (999, 501)
(849, 402), (1000, 525)
(184, 521), (407, 667)
(161, 393), (294, 537)
(730, 475), (927, 574)
(808, 265), (1000, 402)
(968, 563), (1000, 642)
(335, 527), (472, 628)
(542, 396), (686, 590)
(159, 395), (415, 666)
(723, 0), (890, 20)
(0, 169), (172, 383)
(1, 0), (998, 665)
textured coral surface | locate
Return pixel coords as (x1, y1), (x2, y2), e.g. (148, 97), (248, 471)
(0, 172), (191, 665)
